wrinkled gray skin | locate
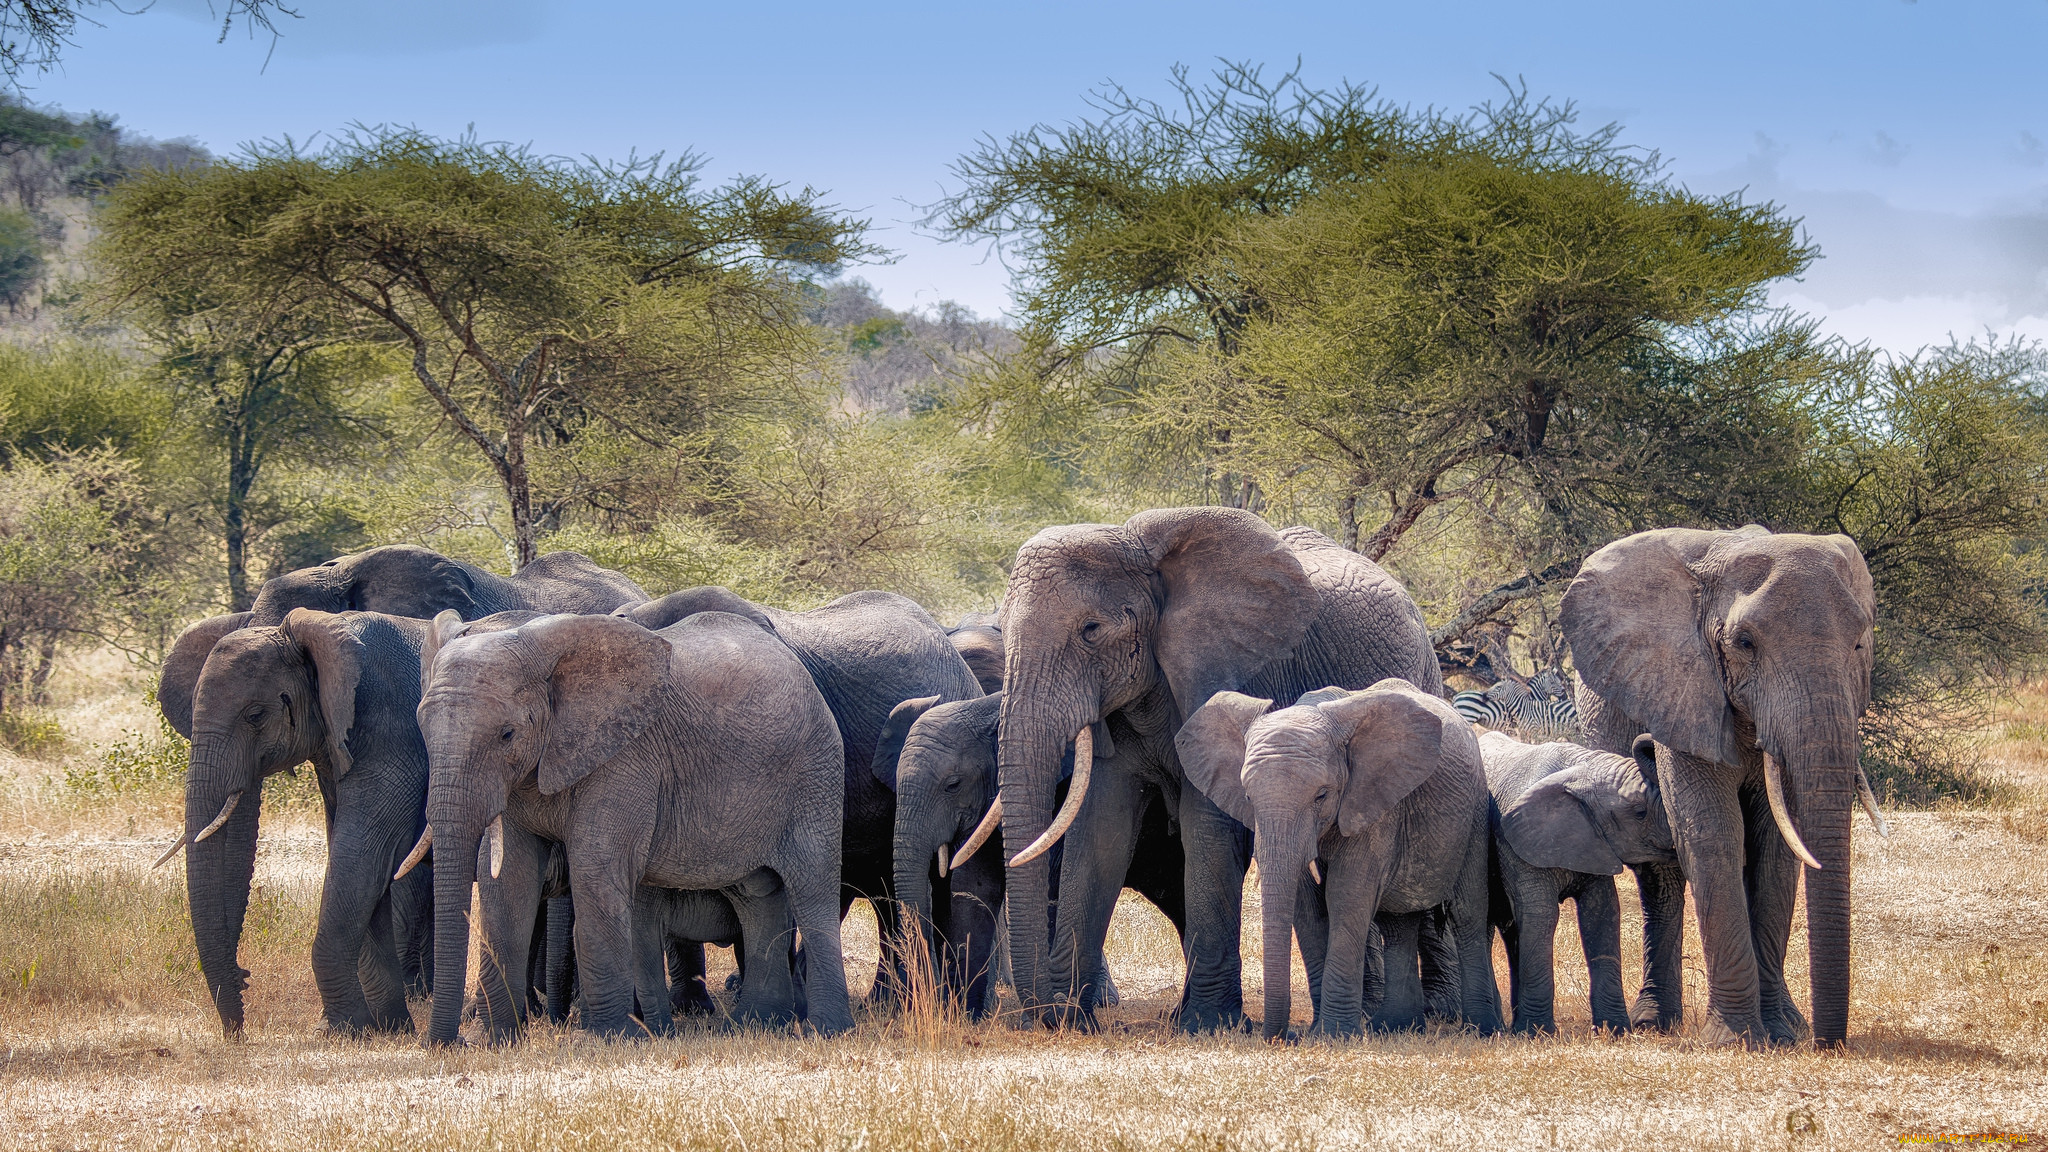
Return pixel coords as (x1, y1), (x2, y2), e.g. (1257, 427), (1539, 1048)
(630, 880), (808, 1025)
(873, 692), (1184, 1018)
(1560, 527), (1875, 1049)
(417, 611), (851, 1042)
(1179, 681), (1498, 1040)
(1480, 731), (1675, 1035)
(619, 587), (981, 1008)
(167, 609), (433, 1038)
(996, 508), (1442, 1031)
(947, 615), (1005, 696)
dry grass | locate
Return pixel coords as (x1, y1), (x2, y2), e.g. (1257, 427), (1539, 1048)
(0, 657), (2044, 1150)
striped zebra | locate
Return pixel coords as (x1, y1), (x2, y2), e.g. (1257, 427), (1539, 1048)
(1453, 680), (1581, 742)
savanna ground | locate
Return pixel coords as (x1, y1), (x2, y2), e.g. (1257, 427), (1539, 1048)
(0, 651), (2043, 1151)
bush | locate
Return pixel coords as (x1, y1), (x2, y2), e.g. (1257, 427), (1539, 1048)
(67, 712), (185, 796)
(0, 709), (64, 756)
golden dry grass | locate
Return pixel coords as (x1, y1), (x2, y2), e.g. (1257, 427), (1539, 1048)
(1, 659), (2044, 1150)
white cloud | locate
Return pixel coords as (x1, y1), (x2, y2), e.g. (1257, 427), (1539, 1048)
(1773, 290), (2048, 356)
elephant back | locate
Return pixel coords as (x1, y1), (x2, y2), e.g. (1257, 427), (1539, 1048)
(506, 551), (649, 615)
(1239, 527), (1443, 705)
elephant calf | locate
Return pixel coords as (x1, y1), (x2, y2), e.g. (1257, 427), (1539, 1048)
(1179, 679), (1500, 1040)
(1480, 731), (1676, 1035)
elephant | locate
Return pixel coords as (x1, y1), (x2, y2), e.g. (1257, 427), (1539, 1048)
(992, 507), (1442, 1031)
(872, 691), (1184, 1019)
(152, 609), (435, 1038)
(630, 878), (808, 1029)
(1560, 525), (1879, 1049)
(157, 546), (647, 741)
(617, 586), (982, 1008)
(946, 614), (1005, 695)
(1178, 680), (1499, 1040)
(1480, 730), (1675, 1035)
(409, 610), (852, 1042)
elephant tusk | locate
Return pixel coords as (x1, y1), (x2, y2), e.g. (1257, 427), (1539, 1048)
(193, 791), (244, 844)
(1763, 752), (1823, 870)
(1009, 725), (1092, 869)
(151, 831), (192, 869)
(487, 815), (505, 881)
(936, 844), (950, 880)
(950, 798), (1002, 872)
(394, 825), (433, 880)
(1308, 859), (1322, 885)
(1856, 763), (1890, 839)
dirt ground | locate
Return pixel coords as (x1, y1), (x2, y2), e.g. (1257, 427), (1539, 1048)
(0, 654), (2042, 1150)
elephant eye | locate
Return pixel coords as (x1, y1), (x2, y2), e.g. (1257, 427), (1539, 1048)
(943, 776), (963, 793)
(1080, 620), (1102, 644)
(1733, 631), (1756, 652)
(500, 727), (516, 742)
(243, 708), (264, 727)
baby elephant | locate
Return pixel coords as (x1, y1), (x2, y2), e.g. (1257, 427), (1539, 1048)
(1481, 730), (1675, 1035)
(1179, 679), (1499, 1040)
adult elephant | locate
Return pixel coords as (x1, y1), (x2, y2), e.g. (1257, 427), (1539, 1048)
(158, 546), (647, 739)
(618, 586), (982, 1007)
(1559, 526), (1876, 1049)
(410, 611), (852, 1041)
(152, 609), (434, 1038)
(993, 507), (1441, 1031)
(946, 614), (1005, 695)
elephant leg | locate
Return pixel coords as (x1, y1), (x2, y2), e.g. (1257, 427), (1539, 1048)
(629, 888), (677, 1037)
(780, 846), (855, 1037)
(1371, 911), (1427, 1033)
(1743, 783), (1810, 1046)
(544, 895), (576, 1024)
(388, 859), (434, 1000)
(356, 888), (412, 1031)
(1629, 859), (1686, 1032)
(1448, 832), (1502, 1034)
(476, 826), (546, 1043)
(1312, 900), (1375, 1038)
(1664, 751), (1765, 1046)
(1508, 889), (1560, 1036)
(951, 859), (1004, 1021)
(725, 871), (799, 1028)
(669, 940), (714, 1017)
(1293, 868), (1331, 1034)
(1573, 876), (1628, 1033)
(1418, 906), (1459, 1022)
(1049, 762), (1147, 1027)
(310, 806), (408, 1035)
(1174, 782), (1251, 1034)
(562, 845), (645, 1039)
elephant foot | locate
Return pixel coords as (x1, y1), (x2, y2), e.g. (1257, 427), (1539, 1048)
(1628, 993), (1681, 1033)
(1044, 997), (1101, 1033)
(1763, 1000), (1811, 1047)
(1591, 1015), (1631, 1036)
(671, 978), (717, 1018)
(1170, 1002), (1245, 1036)
(1510, 1017), (1557, 1038)
(1697, 1010), (1767, 1050)
(1263, 1026), (1300, 1046)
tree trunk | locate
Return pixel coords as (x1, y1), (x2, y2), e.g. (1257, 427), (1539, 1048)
(225, 416), (258, 612)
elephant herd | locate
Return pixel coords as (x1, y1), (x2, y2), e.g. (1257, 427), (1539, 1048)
(152, 509), (1884, 1051)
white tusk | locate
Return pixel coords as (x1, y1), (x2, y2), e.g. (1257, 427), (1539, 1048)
(936, 844), (950, 879)
(193, 791), (244, 844)
(1309, 859), (1322, 885)
(1009, 725), (1093, 869)
(394, 825), (433, 880)
(152, 831), (192, 869)
(487, 815), (505, 881)
(1856, 763), (1890, 839)
(950, 798), (1003, 872)
(1763, 753), (1823, 870)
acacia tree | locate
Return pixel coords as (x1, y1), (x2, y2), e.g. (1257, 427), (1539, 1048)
(100, 128), (873, 565)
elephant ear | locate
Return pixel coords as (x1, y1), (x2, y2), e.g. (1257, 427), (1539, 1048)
(281, 609), (366, 779)
(1827, 534), (1877, 717)
(1559, 528), (1743, 766)
(1321, 686), (1445, 838)
(520, 614), (674, 795)
(622, 586), (773, 633)
(343, 546), (479, 619)
(871, 694), (942, 791)
(1174, 690), (1271, 827)
(1498, 763), (1626, 875)
(417, 610), (469, 694)
(157, 612), (252, 739)
(1127, 507), (1315, 718)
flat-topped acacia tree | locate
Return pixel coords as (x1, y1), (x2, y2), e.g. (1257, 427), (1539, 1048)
(97, 128), (873, 565)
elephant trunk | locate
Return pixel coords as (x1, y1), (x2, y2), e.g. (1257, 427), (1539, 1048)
(182, 732), (264, 1039)
(1256, 818), (1311, 1041)
(424, 812), (479, 1045)
(892, 806), (943, 981)
(1796, 759), (1855, 1048)
(996, 689), (1077, 1019)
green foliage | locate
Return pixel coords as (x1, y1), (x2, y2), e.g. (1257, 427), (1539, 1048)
(69, 711), (185, 795)
(0, 340), (168, 457)
(0, 706), (59, 754)
(0, 204), (40, 309)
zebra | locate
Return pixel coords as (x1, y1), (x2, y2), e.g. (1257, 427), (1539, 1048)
(1452, 679), (1581, 741)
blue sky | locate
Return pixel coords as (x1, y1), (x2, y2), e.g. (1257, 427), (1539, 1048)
(24, 0), (2048, 354)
